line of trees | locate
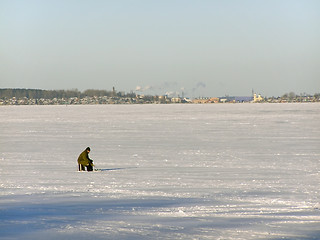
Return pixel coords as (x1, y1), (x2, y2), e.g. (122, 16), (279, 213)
(281, 92), (320, 100)
(0, 88), (118, 99)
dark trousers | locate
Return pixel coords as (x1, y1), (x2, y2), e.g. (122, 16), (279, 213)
(78, 164), (93, 171)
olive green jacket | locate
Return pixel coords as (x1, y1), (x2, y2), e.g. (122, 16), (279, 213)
(77, 150), (93, 166)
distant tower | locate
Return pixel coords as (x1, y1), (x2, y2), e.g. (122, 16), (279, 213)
(112, 87), (116, 97)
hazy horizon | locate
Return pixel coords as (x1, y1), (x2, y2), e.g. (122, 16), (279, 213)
(1, 0), (319, 97)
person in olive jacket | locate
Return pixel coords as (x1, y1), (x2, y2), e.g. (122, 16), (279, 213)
(77, 147), (94, 171)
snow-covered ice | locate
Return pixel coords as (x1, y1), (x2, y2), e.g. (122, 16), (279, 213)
(0, 103), (320, 239)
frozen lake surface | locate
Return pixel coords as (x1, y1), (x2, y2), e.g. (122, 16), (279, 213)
(0, 103), (320, 239)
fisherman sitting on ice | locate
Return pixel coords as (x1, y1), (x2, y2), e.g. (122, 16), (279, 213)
(77, 147), (94, 171)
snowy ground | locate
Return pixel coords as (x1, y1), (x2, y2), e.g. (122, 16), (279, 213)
(0, 103), (320, 240)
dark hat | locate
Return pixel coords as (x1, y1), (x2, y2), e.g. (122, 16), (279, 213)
(86, 147), (91, 151)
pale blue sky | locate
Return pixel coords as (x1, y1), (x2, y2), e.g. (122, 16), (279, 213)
(1, 0), (319, 97)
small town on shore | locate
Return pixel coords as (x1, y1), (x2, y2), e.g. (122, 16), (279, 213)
(0, 88), (319, 105)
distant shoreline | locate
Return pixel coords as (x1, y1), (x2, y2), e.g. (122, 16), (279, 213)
(1, 88), (319, 105)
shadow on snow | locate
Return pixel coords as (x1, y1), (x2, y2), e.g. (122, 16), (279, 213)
(94, 167), (137, 172)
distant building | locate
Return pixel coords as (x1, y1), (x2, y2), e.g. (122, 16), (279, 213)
(171, 98), (182, 103)
(182, 98), (192, 103)
(219, 96), (253, 103)
(208, 97), (219, 103)
(234, 96), (253, 103)
(192, 98), (210, 104)
(253, 93), (264, 102)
